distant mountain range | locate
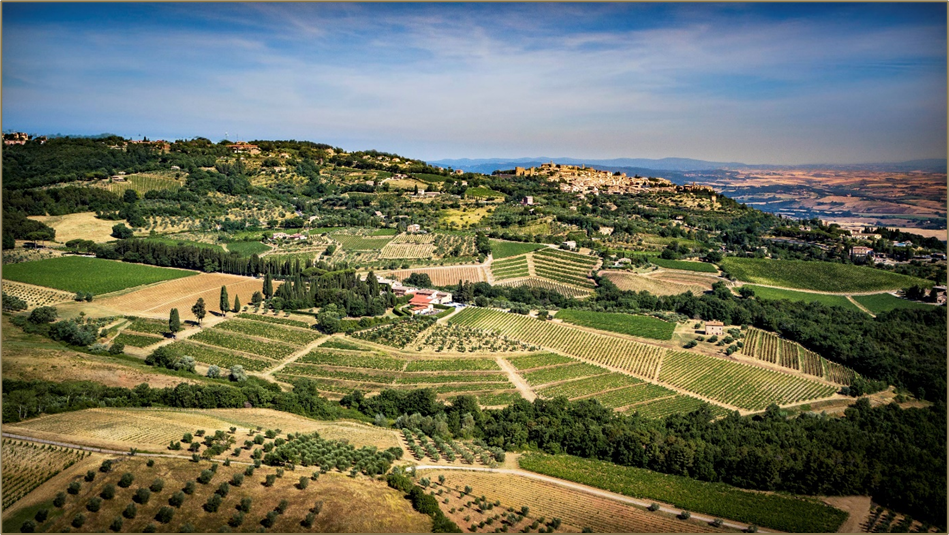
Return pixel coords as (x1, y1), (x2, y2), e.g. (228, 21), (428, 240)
(427, 157), (947, 175)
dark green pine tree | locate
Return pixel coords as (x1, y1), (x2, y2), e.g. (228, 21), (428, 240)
(220, 286), (229, 317)
(232, 295), (241, 313)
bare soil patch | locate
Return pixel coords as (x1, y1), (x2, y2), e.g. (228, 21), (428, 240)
(27, 212), (118, 244)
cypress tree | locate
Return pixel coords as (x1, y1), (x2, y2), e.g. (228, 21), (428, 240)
(169, 309), (181, 338)
(232, 295), (241, 313)
(219, 286), (229, 316)
(263, 273), (273, 299)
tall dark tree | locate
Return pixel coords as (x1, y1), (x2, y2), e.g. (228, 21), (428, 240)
(219, 286), (229, 317)
(168, 309), (181, 339)
(191, 298), (206, 326)
(263, 273), (273, 299)
(232, 295), (241, 313)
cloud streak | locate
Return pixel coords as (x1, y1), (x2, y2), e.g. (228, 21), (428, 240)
(3, 3), (945, 164)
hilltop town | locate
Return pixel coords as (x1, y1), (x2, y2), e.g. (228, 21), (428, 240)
(511, 162), (712, 196)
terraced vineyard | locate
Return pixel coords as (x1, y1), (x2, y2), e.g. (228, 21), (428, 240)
(658, 350), (838, 410)
(379, 233), (437, 258)
(126, 317), (170, 335)
(405, 358), (501, 372)
(0, 280), (74, 308)
(413, 323), (536, 353)
(506, 353), (576, 370)
(1, 439), (88, 510)
(493, 277), (593, 298)
(162, 341), (275, 371)
(297, 349), (405, 370)
(629, 395), (732, 419)
(590, 383), (678, 410)
(490, 255), (530, 280)
(381, 265), (486, 285)
(555, 309), (675, 340)
(331, 232), (395, 251)
(395, 373), (508, 384)
(450, 308), (664, 378)
(536, 373), (642, 399)
(531, 248), (599, 288)
(189, 328), (298, 359)
(741, 328), (856, 385)
(522, 362), (607, 386)
(215, 318), (323, 346)
(351, 317), (435, 348)
(113, 331), (163, 347)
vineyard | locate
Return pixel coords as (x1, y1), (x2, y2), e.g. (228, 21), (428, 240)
(492, 277), (593, 298)
(1, 439), (88, 510)
(741, 327), (856, 385)
(719, 257), (931, 293)
(105, 172), (181, 194)
(297, 349), (405, 371)
(162, 341), (275, 371)
(379, 233), (436, 259)
(642, 256), (719, 273)
(536, 373), (644, 400)
(628, 395), (731, 419)
(490, 239), (546, 259)
(321, 338), (371, 351)
(434, 470), (729, 534)
(589, 383), (677, 410)
(0, 280), (74, 308)
(853, 292), (937, 314)
(126, 317), (170, 335)
(215, 318), (323, 346)
(2, 256), (196, 295)
(658, 350), (838, 410)
(506, 353), (576, 370)
(449, 308), (664, 379)
(189, 328), (298, 360)
(490, 255), (530, 280)
(517, 453), (849, 533)
(405, 358), (501, 372)
(412, 324), (537, 353)
(554, 309), (675, 340)
(330, 231), (395, 251)
(113, 332), (164, 347)
(522, 362), (608, 386)
(530, 248), (599, 288)
(599, 271), (708, 296)
(380, 265), (486, 285)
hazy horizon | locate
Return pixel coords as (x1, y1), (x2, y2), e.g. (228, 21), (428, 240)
(4, 3), (946, 165)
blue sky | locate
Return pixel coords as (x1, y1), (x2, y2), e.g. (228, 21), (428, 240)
(3, 2), (946, 164)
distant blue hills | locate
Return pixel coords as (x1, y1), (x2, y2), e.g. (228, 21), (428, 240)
(428, 156), (947, 175)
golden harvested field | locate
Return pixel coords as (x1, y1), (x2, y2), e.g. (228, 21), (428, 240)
(2, 409), (399, 452)
(380, 265), (487, 285)
(1, 349), (198, 390)
(648, 271), (719, 290)
(435, 471), (732, 533)
(27, 212), (118, 244)
(601, 270), (709, 295)
(39, 456), (431, 533)
(1, 280), (75, 308)
(96, 273), (272, 320)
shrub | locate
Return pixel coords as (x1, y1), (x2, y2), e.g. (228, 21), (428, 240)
(298, 476), (309, 490)
(262, 510), (279, 528)
(53, 492), (67, 508)
(67, 480), (82, 494)
(110, 516), (124, 531)
(239, 497), (253, 513)
(118, 472), (135, 488)
(72, 513), (86, 528)
(678, 511), (691, 520)
(204, 493), (223, 513)
(244, 466), (255, 477)
(276, 499), (289, 514)
(217, 482), (230, 497)
(123, 502), (137, 519)
(197, 469), (214, 484)
(276, 467), (284, 478)
(312, 500), (324, 514)
(143, 523), (157, 533)
(183, 480), (196, 495)
(169, 491), (185, 508)
(711, 519), (724, 528)
(231, 473), (244, 487)
(648, 503), (660, 512)
(85, 469), (96, 482)
(179, 522), (194, 533)
(303, 512), (317, 528)
(264, 474), (277, 487)
(21, 520), (36, 533)
(34, 509), (49, 523)
(147, 459), (155, 467)
(134, 487), (152, 504)
(155, 506), (175, 523)
(150, 478), (165, 492)
(229, 511), (245, 527)
(182, 432), (193, 443)
(100, 483), (116, 500)
(87, 496), (102, 512)
(100, 459), (114, 473)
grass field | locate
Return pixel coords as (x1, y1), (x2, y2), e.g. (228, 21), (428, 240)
(2, 257), (196, 295)
(644, 256), (719, 273)
(852, 293), (939, 314)
(137, 236), (225, 252)
(720, 257), (932, 292)
(225, 241), (272, 256)
(489, 240), (546, 259)
(518, 453), (848, 533)
(600, 271), (709, 296)
(554, 310), (675, 340)
(464, 186), (503, 199)
(27, 212), (120, 244)
(743, 285), (862, 312)
(106, 172), (181, 195)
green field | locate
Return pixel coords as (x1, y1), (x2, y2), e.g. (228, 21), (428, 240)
(720, 257), (932, 292)
(225, 241), (272, 256)
(743, 285), (862, 312)
(331, 233), (394, 251)
(519, 453), (848, 533)
(2, 257), (196, 295)
(464, 186), (502, 199)
(138, 236), (225, 252)
(852, 293), (939, 314)
(643, 255), (719, 273)
(413, 173), (449, 183)
(489, 240), (546, 259)
(554, 310), (675, 340)
(371, 228), (399, 236)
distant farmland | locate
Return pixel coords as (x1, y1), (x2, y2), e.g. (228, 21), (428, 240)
(720, 257), (932, 292)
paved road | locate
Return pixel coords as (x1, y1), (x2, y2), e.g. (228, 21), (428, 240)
(411, 464), (767, 533)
